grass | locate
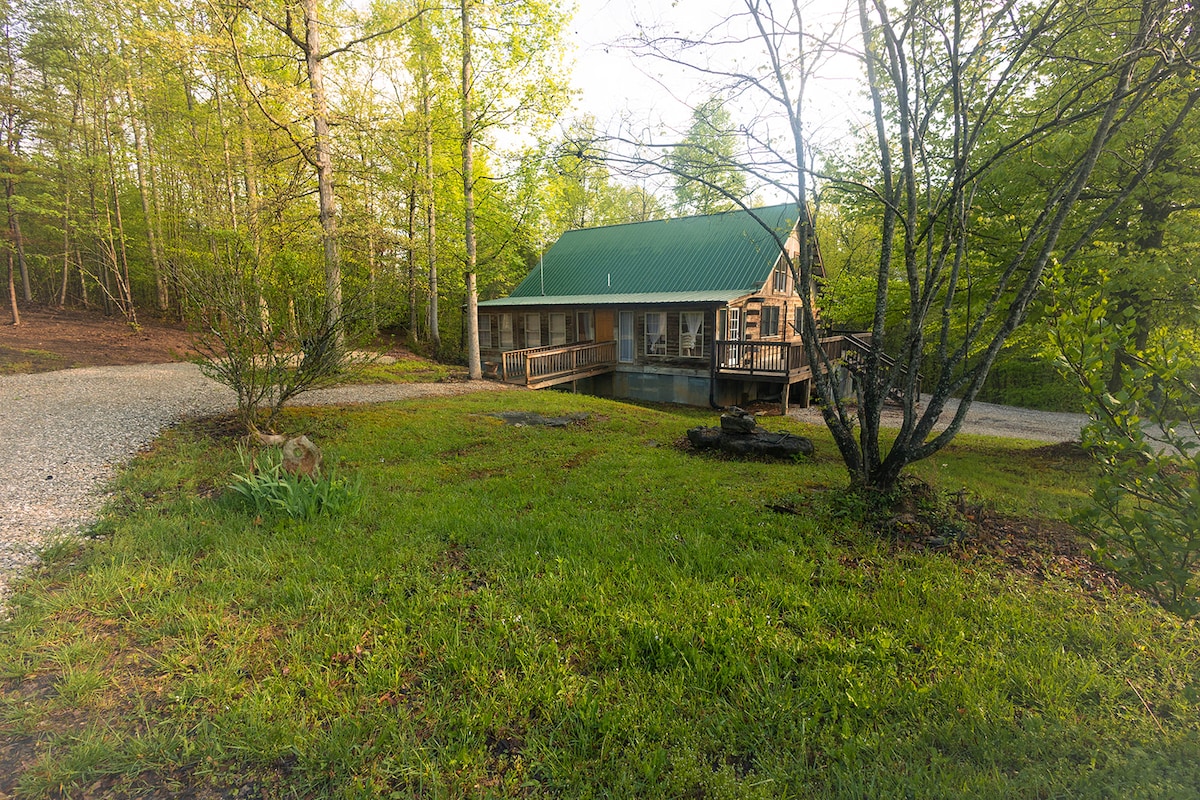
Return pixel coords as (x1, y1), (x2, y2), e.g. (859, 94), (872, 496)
(346, 356), (463, 385)
(1, 391), (1197, 799)
(0, 346), (68, 374)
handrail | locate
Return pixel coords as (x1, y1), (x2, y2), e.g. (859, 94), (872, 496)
(838, 332), (922, 403)
(501, 340), (616, 384)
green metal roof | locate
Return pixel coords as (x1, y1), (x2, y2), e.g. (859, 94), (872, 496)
(497, 204), (800, 303)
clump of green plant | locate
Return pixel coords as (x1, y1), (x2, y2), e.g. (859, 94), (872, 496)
(1056, 294), (1200, 618)
(227, 445), (358, 520)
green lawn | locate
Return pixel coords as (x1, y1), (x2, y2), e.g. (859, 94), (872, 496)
(2, 391), (1197, 799)
(344, 357), (463, 385)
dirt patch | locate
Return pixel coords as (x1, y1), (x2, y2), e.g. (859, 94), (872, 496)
(0, 307), (442, 379)
(0, 306), (197, 372)
(1026, 441), (1090, 461)
(893, 508), (1123, 598)
(968, 515), (1121, 593)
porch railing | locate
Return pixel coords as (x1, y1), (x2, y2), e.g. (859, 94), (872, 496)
(501, 340), (618, 385)
(714, 336), (852, 376)
(839, 332), (921, 402)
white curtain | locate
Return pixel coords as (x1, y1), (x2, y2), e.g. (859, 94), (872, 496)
(645, 313), (665, 354)
(681, 312), (703, 355)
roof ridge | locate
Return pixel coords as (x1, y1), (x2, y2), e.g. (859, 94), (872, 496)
(556, 202), (798, 236)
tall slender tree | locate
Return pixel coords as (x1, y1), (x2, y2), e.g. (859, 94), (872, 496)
(461, 0), (480, 379)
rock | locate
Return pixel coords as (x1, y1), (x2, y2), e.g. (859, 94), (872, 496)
(490, 411), (590, 427)
(722, 430), (814, 458)
(687, 426), (723, 449)
(687, 425), (813, 459)
(281, 435), (322, 478)
(720, 408), (758, 434)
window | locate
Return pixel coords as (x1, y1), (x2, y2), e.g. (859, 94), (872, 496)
(792, 307), (803, 336)
(499, 314), (514, 350)
(772, 261), (789, 293)
(761, 306), (780, 337)
(644, 312), (667, 355)
(479, 315), (494, 349)
(549, 313), (566, 345)
(524, 313), (541, 347)
(576, 311), (594, 342)
(680, 311), (705, 357)
(619, 311), (634, 362)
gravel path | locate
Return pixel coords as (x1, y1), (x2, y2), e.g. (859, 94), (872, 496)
(786, 395), (1089, 443)
(1, 363), (1090, 610)
(0, 362), (508, 608)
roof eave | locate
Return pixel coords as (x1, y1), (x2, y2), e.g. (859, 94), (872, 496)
(478, 291), (751, 308)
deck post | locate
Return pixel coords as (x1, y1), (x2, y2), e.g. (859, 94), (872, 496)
(799, 379), (812, 408)
(781, 379), (791, 415)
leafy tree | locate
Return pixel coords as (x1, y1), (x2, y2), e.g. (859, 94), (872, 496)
(0, 0), (29, 323)
(543, 119), (665, 239)
(626, 0), (1200, 494)
(667, 98), (746, 216)
(2, 0), (573, 373)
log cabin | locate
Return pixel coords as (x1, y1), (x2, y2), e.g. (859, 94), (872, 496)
(478, 203), (871, 410)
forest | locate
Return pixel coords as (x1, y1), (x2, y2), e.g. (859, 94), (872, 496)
(1, 0), (1197, 408)
(0, 0), (664, 359)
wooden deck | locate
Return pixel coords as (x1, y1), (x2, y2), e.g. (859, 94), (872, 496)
(490, 334), (910, 407)
(713, 335), (854, 381)
(499, 340), (618, 389)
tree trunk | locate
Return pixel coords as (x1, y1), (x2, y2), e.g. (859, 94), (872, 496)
(101, 97), (136, 323)
(237, 85), (269, 332)
(406, 179), (418, 338)
(6, 247), (18, 325)
(461, 0), (481, 379)
(58, 160), (72, 307)
(4, 177), (28, 304)
(57, 96), (81, 308)
(422, 71), (439, 356)
(300, 0), (343, 337)
(13, 210), (28, 303)
(124, 62), (166, 312)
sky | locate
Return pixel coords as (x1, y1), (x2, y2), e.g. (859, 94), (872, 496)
(564, 0), (869, 149)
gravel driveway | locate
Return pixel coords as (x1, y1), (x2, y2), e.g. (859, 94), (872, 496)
(0, 363), (1088, 609)
(0, 362), (508, 608)
(786, 395), (1090, 443)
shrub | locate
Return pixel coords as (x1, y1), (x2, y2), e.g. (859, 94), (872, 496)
(1056, 297), (1200, 618)
(183, 254), (374, 434)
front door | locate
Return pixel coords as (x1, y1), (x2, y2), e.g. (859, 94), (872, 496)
(618, 311), (634, 363)
(722, 307), (741, 367)
(595, 309), (615, 341)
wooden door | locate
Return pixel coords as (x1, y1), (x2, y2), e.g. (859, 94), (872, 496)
(595, 309), (615, 341)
